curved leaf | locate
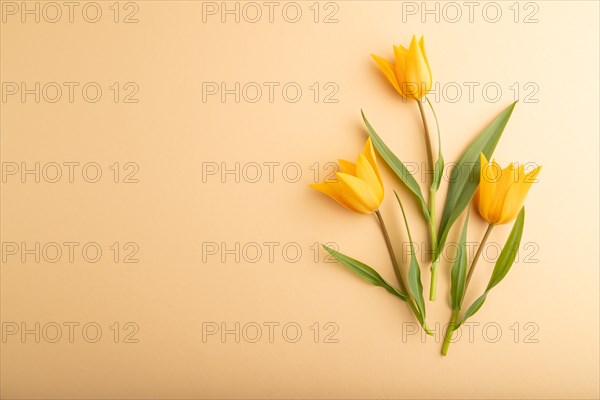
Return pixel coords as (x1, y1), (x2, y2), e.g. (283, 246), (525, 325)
(450, 213), (470, 310)
(322, 245), (408, 301)
(362, 110), (430, 222)
(426, 97), (444, 192)
(456, 208), (525, 327)
(487, 208), (525, 290)
(457, 293), (487, 328)
(435, 102), (517, 260)
(394, 191), (426, 320)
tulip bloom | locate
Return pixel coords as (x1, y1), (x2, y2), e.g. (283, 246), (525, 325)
(371, 35), (432, 100)
(310, 138), (383, 214)
(476, 153), (542, 225)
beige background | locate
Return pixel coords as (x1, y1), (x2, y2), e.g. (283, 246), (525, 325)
(1, 1), (598, 399)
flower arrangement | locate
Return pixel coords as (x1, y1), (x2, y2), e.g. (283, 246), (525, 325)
(310, 35), (541, 356)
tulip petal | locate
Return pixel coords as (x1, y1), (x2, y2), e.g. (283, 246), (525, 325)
(478, 153), (498, 224)
(393, 45), (408, 96)
(490, 163), (518, 222)
(357, 154), (384, 202)
(371, 54), (401, 94)
(362, 137), (383, 188)
(309, 182), (357, 212)
(418, 36), (432, 84)
(497, 166), (541, 224)
(404, 35), (432, 99)
(338, 159), (356, 175)
(337, 172), (381, 214)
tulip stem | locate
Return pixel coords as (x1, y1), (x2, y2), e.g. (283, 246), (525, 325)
(428, 187), (438, 300)
(442, 223), (495, 355)
(375, 210), (410, 297)
(441, 309), (460, 356)
(375, 210), (425, 331)
(417, 99), (439, 301)
(416, 100), (435, 180)
(465, 223), (494, 291)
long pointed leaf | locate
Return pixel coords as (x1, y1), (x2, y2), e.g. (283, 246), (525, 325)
(322, 245), (408, 301)
(435, 102), (517, 260)
(456, 207), (525, 327)
(394, 192), (426, 320)
(487, 208), (525, 290)
(457, 293), (487, 328)
(450, 213), (470, 310)
(362, 110), (430, 222)
(426, 98), (444, 192)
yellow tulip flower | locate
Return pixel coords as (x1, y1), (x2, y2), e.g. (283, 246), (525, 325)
(371, 35), (432, 100)
(310, 138), (384, 214)
(476, 153), (542, 225)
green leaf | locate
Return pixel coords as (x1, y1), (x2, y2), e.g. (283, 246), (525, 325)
(432, 153), (444, 192)
(457, 293), (487, 328)
(426, 97), (444, 192)
(322, 245), (408, 301)
(394, 192), (426, 320)
(435, 102), (517, 260)
(449, 213), (470, 310)
(362, 110), (430, 222)
(456, 208), (525, 327)
(487, 208), (525, 291)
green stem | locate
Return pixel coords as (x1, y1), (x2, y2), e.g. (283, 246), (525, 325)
(428, 187), (438, 301)
(429, 258), (439, 301)
(442, 224), (495, 356)
(416, 100), (434, 181)
(465, 224), (494, 291)
(375, 210), (430, 334)
(417, 99), (439, 301)
(441, 309), (460, 356)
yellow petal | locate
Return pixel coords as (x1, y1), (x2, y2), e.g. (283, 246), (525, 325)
(524, 165), (542, 184)
(487, 163), (518, 223)
(356, 154), (384, 202)
(371, 54), (401, 94)
(337, 172), (381, 214)
(418, 36), (432, 86)
(478, 153), (497, 224)
(362, 137), (383, 188)
(393, 45), (408, 96)
(338, 159), (356, 175)
(497, 166), (542, 224)
(404, 35), (432, 99)
(309, 182), (356, 213)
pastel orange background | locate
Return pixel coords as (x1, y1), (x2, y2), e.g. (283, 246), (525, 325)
(1, 1), (598, 399)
